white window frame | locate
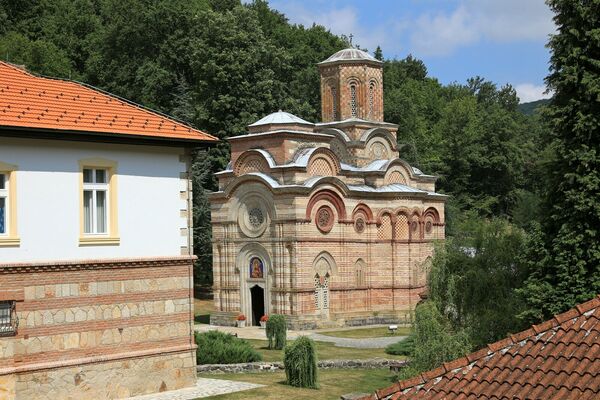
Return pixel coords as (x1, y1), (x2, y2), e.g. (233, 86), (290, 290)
(82, 168), (110, 235)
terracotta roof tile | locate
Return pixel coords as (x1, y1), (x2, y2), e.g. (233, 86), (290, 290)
(373, 295), (600, 400)
(0, 62), (217, 143)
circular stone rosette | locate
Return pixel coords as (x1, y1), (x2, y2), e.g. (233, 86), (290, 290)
(316, 205), (335, 233)
(238, 197), (269, 238)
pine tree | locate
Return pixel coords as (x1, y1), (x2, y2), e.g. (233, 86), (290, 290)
(521, 0), (600, 321)
(374, 45), (383, 61)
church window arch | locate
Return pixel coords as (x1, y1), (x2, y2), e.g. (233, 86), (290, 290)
(368, 81), (376, 118)
(350, 83), (357, 117)
(355, 258), (366, 286)
(313, 252), (336, 315)
(331, 86), (338, 120)
(377, 213), (393, 240)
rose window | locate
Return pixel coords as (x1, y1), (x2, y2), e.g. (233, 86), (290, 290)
(355, 217), (365, 233)
(248, 207), (264, 228)
(316, 205), (334, 233)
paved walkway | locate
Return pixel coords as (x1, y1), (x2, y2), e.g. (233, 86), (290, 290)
(125, 378), (263, 400)
(195, 324), (406, 348)
(308, 333), (406, 348)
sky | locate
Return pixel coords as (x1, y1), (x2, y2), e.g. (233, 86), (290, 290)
(265, 0), (555, 103)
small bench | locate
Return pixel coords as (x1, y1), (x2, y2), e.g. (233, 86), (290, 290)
(388, 325), (398, 335)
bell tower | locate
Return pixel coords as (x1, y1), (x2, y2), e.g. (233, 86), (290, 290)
(318, 48), (384, 122)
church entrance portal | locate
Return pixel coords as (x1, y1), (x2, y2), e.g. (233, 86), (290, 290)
(250, 285), (265, 326)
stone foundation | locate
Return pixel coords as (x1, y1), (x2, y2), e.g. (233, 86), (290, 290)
(13, 351), (196, 400)
(0, 256), (197, 400)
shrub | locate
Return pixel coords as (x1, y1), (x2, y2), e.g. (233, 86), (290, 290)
(266, 314), (287, 350)
(195, 331), (262, 364)
(385, 334), (415, 356)
(284, 336), (318, 388)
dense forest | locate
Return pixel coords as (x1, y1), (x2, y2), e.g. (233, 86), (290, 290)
(2, 0), (597, 376)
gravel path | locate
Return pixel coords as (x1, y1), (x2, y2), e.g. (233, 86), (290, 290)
(125, 378), (263, 400)
(308, 333), (407, 348)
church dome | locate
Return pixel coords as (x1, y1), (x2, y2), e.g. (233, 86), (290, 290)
(318, 48), (382, 65)
(249, 110), (313, 127)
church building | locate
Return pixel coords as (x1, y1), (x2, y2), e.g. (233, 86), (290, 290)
(209, 48), (446, 329)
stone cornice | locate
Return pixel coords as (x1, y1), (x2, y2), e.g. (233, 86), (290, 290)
(0, 255), (197, 274)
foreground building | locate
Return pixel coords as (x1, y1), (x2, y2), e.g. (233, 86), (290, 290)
(365, 295), (600, 399)
(210, 48), (446, 329)
(0, 62), (216, 399)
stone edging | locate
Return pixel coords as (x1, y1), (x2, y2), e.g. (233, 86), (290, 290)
(197, 359), (407, 374)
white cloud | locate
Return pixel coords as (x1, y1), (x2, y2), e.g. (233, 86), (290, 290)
(514, 83), (552, 103)
(410, 0), (555, 56)
(269, 1), (396, 54)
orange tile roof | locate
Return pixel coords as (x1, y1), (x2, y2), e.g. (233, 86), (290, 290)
(366, 295), (600, 400)
(0, 61), (216, 143)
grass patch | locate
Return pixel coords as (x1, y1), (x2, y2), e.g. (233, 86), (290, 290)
(319, 326), (412, 339)
(194, 298), (215, 324)
(385, 335), (415, 356)
(246, 339), (406, 362)
(198, 368), (394, 400)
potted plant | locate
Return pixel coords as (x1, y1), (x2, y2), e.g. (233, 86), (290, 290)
(236, 314), (247, 328)
(260, 315), (268, 329)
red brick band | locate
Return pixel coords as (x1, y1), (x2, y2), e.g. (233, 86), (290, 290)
(16, 310), (190, 338)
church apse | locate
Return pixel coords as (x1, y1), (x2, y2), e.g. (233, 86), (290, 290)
(209, 48), (446, 329)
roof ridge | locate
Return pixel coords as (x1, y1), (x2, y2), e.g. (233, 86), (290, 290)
(0, 61), (217, 141)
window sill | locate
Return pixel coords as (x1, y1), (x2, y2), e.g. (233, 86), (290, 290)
(79, 236), (120, 246)
(0, 237), (20, 247)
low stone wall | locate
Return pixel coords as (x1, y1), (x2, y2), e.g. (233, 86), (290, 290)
(197, 359), (407, 374)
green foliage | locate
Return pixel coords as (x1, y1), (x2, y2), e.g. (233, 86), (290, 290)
(519, 0), (600, 322)
(429, 218), (530, 348)
(410, 301), (471, 373)
(194, 330), (262, 364)
(283, 336), (318, 389)
(266, 314), (287, 350)
(385, 334), (415, 356)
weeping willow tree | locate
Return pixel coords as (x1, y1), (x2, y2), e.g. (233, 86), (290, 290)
(265, 314), (287, 350)
(284, 336), (318, 388)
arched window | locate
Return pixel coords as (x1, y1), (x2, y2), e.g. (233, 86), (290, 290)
(314, 273), (330, 312)
(331, 86), (338, 120)
(350, 84), (357, 117)
(368, 81), (375, 118)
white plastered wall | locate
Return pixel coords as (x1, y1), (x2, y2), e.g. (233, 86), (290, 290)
(0, 137), (188, 262)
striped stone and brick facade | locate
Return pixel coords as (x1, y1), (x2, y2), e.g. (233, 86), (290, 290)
(209, 49), (446, 330)
(0, 62), (217, 399)
(0, 257), (197, 399)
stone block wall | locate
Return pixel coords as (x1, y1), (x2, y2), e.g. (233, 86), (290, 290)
(0, 256), (197, 400)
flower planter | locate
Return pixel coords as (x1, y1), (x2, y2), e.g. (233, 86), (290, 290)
(260, 321), (266, 329)
(237, 320), (246, 328)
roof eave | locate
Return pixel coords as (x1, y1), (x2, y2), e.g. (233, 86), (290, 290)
(0, 125), (218, 148)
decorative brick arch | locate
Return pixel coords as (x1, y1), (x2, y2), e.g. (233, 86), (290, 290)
(306, 189), (347, 222)
(307, 148), (341, 177)
(424, 207), (441, 223)
(384, 170), (407, 185)
(352, 203), (374, 222)
(234, 152), (270, 176)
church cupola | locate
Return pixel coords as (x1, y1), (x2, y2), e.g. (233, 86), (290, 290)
(318, 48), (383, 123)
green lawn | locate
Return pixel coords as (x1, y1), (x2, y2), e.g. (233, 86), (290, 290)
(194, 299), (215, 324)
(318, 326), (412, 339)
(198, 368), (395, 400)
(246, 339), (405, 362)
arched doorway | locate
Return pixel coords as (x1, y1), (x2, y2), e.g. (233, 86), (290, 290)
(250, 285), (265, 326)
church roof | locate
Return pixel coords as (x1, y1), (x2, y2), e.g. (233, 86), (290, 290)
(318, 48), (383, 66)
(248, 110), (313, 127)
